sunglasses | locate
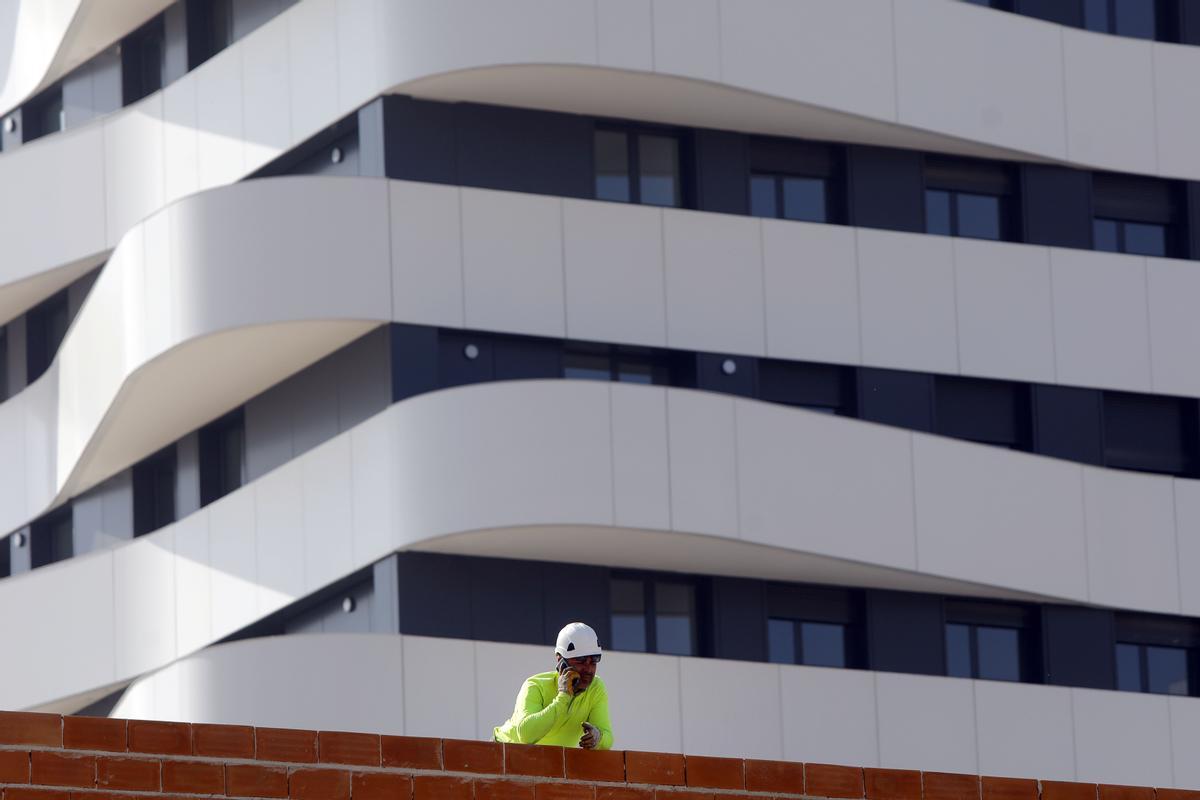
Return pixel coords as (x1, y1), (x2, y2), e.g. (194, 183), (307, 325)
(566, 654), (602, 666)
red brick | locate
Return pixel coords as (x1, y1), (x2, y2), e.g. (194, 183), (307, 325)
(256, 728), (317, 763)
(565, 749), (624, 783)
(0, 714), (61, 748)
(0, 751), (30, 784)
(317, 731), (380, 766)
(656, 791), (712, 800)
(442, 739), (502, 774)
(534, 784), (595, 800)
(193, 724), (255, 758)
(625, 752), (684, 786)
(226, 764), (289, 798)
(1157, 792), (1200, 800)
(1043, 782), (1099, 800)
(685, 756), (743, 791)
(30, 753), (94, 789)
(161, 760), (224, 794)
(1099, 787), (1154, 800)
(597, 789), (653, 800)
(413, 775), (472, 800)
(127, 721), (191, 756)
(806, 764), (865, 799)
(95, 758), (159, 792)
(925, 773), (981, 800)
(4, 790), (71, 800)
(475, 778), (535, 800)
(744, 759), (803, 794)
(75, 794), (146, 800)
(982, 777), (1039, 800)
(381, 736), (441, 770)
(289, 768), (350, 800)
(352, 772), (413, 800)
(62, 718), (126, 753)
(504, 743), (564, 777)
(865, 768), (922, 800)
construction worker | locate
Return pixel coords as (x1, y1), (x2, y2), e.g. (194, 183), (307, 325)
(493, 622), (613, 750)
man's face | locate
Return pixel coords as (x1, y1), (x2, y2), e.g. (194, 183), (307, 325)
(560, 654), (600, 691)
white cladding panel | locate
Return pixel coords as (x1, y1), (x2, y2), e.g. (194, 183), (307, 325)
(103, 95), (166, 247)
(1153, 43), (1200, 181)
(1174, 480), (1200, 616)
(113, 533), (178, 679)
(206, 490), (260, 642)
(665, 390), (739, 538)
(253, 463), (307, 613)
(301, 435), (356, 592)
(241, 19), (292, 167)
(596, 0), (654, 72)
(679, 657), (783, 760)
(162, 74), (201, 206)
(1071, 689), (1174, 787)
(195, 46), (246, 189)
(610, 384), (672, 531)
(287, 0), (340, 141)
(1146, 258), (1200, 397)
(974, 680), (1076, 781)
(651, 0), (720, 82)
(780, 667), (879, 767)
(1169, 696), (1200, 789)
(390, 181), (465, 328)
(402, 636), (477, 740)
(875, 672), (978, 774)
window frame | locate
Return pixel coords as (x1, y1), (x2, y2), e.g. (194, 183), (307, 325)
(608, 570), (703, 656)
(765, 582), (864, 668)
(592, 123), (685, 207)
(198, 408), (246, 507)
(944, 599), (1037, 682)
(1114, 613), (1199, 696)
(923, 155), (1015, 241)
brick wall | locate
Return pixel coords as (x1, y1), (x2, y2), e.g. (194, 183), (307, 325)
(0, 712), (1195, 800)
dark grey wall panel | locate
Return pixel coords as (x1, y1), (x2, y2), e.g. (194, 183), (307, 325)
(357, 99), (386, 178)
(62, 46), (121, 128)
(1020, 165), (1092, 249)
(5, 317), (26, 396)
(543, 564), (611, 648)
(1014, 0), (1083, 27)
(694, 354), (756, 398)
(709, 577), (766, 661)
(1183, 3), (1200, 45)
(847, 146), (924, 232)
(382, 96), (459, 185)
(1185, 182), (1200, 260)
(396, 552), (473, 638)
(288, 361), (340, 456)
(390, 324), (439, 401)
(866, 590), (945, 675)
(859, 368), (933, 432)
(1, 110), (22, 151)
(471, 558), (544, 645)
(693, 130), (749, 215)
(454, 103), (593, 198)
(163, 4), (189, 85)
(231, 0), (284, 41)
(7, 527), (31, 574)
(494, 338), (562, 381)
(67, 269), (100, 321)
(72, 472), (134, 556)
(336, 328), (391, 429)
(1033, 385), (1104, 465)
(371, 555), (400, 634)
(244, 387), (293, 481)
(285, 578), (375, 635)
(175, 432), (202, 518)
(1042, 605), (1116, 689)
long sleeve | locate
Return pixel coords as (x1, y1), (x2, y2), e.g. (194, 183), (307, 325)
(508, 681), (571, 744)
(586, 682), (614, 751)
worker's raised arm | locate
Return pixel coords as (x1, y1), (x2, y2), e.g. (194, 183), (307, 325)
(586, 681), (614, 751)
(507, 679), (571, 744)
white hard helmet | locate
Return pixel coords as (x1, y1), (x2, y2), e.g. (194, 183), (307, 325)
(554, 622), (602, 659)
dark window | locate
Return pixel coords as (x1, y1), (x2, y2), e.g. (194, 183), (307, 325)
(594, 128), (681, 207)
(122, 15), (166, 104)
(1115, 614), (1198, 696)
(962, 0), (1013, 8)
(944, 600), (1035, 682)
(186, 0), (233, 69)
(609, 574), (698, 656)
(22, 85), (64, 143)
(1092, 172), (1181, 257)
(750, 174), (828, 222)
(748, 136), (841, 223)
(766, 583), (862, 668)
(1084, 0), (1168, 40)
(0, 533), (9, 578)
(1102, 392), (1199, 476)
(31, 508), (73, 568)
(758, 359), (856, 416)
(935, 376), (1031, 449)
(0, 327), (7, 401)
(133, 446), (177, 536)
(563, 343), (674, 385)
(924, 156), (1013, 240)
(26, 291), (69, 383)
(199, 409), (245, 506)
(768, 619), (848, 668)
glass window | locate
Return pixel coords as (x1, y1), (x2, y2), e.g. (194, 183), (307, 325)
(564, 350), (611, 381)
(594, 131), (630, 203)
(977, 626), (1021, 681)
(31, 509), (73, 568)
(638, 135), (681, 207)
(615, 359), (655, 384)
(1113, 0), (1156, 39)
(946, 623), (972, 678)
(750, 175), (777, 218)
(1093, 219), (1120, 252)
(1084, 0), (1110, 31)
(655, 581), (696, 656)
(26, 291), (70, 383)
(611, 578), (647, 652)
(925, 190), (952, 236)
(1123, 222), (1167, 257)
(1146, 646), (1189, 696)
(1116, 642), (1142, 692)
(781, 177), (826, 222)
(767, 618), (796, 664)
(199, 411), (245, 506)
(133, 447), (176, 536)
(956, 193), (1002, 240)
(801, 621), (846, 668)
(122, 16), (166, 105)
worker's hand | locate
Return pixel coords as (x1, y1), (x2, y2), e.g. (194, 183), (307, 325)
(579, 722), (600, 750)
(557, 668), (580, 697)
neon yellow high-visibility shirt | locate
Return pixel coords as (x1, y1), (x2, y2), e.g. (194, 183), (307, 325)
(493, 672), (614, 750)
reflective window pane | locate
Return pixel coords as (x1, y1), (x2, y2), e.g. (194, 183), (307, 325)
(768, 618), (796, 664)
(564, 352), (611, 381)
(976, 626), (1021, 682)
(925, 190), (952, 235)
(655, 582), (695, 655)
(750, 175), (777, 218)
(1146, 646), (1189, 696)
(782, 177), (827, 223)
(611, 578), (646, 652)
(1114, 0), (1156, 39)
(594, 131), (630, 202)
(638, 135), (681, 207)
(1093, 218), (1120, 252)
(1083, 0), (1110, 32)
(616, 360), (654, 384)
(1123, 222), (1167, 257)
(1116, 642), (1142, 692)
(946, 623), (972, 678)
(801, 622), (846, 668)
(956, 193), (1002, 240)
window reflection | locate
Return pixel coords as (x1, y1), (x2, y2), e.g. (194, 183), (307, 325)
(594, 131), (630, 202)
(946, 623), (972, 678)
(750, 175), (777, 218)
(611, 578), (647, 652)
(801, 622), (846, 668)
(956, 193), (1001, 240)
(1124, 222), (1167, 257)
(767, 618), (795, 664)
(1147, 646), (1189, 696)
(782, 177), (826, 222)
(977, 626), (1020, 681)
(655, 582), (696, 655)
(924, 190), (952, 236)
(639, 135), (681, 207)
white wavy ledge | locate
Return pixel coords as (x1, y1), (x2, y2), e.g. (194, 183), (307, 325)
(3, 379), (1200, 713)
(110, 633), (1200, 789)
(5, 0), (1200, 322)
